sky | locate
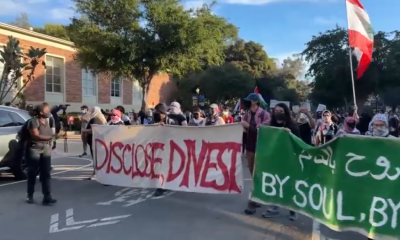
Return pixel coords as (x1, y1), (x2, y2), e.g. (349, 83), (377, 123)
(0, 0), (397, 64)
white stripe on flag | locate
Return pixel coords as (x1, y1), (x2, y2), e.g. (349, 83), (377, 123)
(346, 1), (373, 41)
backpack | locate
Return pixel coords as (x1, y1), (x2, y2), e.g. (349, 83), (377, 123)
(17, 117), (53, 142)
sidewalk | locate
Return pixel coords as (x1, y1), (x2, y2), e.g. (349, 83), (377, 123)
(59, 131), (81, 139)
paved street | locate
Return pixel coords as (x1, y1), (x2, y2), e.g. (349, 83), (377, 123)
(0, 139), (368, 240)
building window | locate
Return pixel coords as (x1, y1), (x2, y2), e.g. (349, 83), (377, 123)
(45, 55), (63, 93)
(82, 69), (96, 96)
(132, 80), (143, 100)
(111, 78), (121, 97)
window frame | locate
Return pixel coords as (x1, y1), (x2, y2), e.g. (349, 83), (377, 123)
(82, 69), (97, 96)
(110, 77), (121, 98)
(45, 54), (65, 94)
(0, 110), (19, 127)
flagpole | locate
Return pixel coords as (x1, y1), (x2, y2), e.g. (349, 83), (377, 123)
(344, 0), (358, 109)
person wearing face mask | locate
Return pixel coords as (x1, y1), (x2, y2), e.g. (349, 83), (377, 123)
(79, 105), (90, 157)
(188, 107), (206, 126)
(314, 110), (338, 146)
(107, 109), (124, 125)
(262, 103), (299, 220)
(168, 102), (187, 126)
(295, 108), (316, 145)
(205, 104), (225, 126)
(336, 109), (360, 137)
(365, 114), (396, 138)
(26, 103), (56, 205)
(241, 93), (270, 215)
(220, 106), (234, 124)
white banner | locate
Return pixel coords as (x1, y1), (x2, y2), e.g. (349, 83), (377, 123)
(92, 124), (244, 194)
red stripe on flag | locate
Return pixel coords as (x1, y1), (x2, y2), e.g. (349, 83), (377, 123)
(346, 0), (364, 9)
(357, 53), (370, 79)
(348, 30), (373, 59)
(254, 86), (259, 94)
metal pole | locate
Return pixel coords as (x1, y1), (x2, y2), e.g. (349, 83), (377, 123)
(345, 0), (358, 108)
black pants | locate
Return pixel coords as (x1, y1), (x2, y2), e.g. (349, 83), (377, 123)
(27, 143), (52, 197)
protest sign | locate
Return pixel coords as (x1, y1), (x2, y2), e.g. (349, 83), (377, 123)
(316, 104), (326, 112)
(270, 99), (290, 108)
(251, 127), (400, 240)
(92, 124), (244, 194)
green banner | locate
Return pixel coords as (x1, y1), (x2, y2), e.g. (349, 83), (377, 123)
(251, 126), (400, 240)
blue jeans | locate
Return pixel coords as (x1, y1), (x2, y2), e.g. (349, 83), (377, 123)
(26, 142), (52, 196)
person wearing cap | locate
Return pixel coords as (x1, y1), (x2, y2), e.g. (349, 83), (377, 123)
(79, 105), (90, 157)
(188, 107), (206, 126)
(205, 103), (225, 126)
(241, 92), (270, 215)
(26, 103), (56, 205)
(314, 110), (339, 146)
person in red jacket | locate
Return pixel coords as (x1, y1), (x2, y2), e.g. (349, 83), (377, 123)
(221, 106), (234, 124)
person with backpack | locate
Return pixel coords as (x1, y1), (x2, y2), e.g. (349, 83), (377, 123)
(26, 103), (57, 205)
(241, 93), (270, 215)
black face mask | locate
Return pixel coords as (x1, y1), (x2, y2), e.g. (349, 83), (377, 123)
(274, 113), (285, 121)
(193, 113), (200, 119)
(41, 113), (51, 118)
(347, 122), (356, 129)
(153, 113), (162, 123)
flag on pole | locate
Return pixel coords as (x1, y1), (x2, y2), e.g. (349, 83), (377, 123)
(346, 0), (374, 79)
(254, 86), (268, 109)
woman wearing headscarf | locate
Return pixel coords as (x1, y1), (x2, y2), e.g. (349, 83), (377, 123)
(107, 109), (124, 125)
(167, 101), (187, 126)
(81, 106), (107, 180)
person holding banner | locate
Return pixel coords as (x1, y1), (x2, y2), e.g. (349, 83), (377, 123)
(188, 107), (206, 126)
(107, 109), (124, 125)
(261, 103), (299, 220)
(241, 93), (270, 215)
(81, 106), (107, 180)
(205, 104), (225, 126)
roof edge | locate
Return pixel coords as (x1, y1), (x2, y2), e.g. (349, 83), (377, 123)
(0, 22), (75, 47)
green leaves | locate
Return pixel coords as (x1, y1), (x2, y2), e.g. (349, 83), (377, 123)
(67, 0), (237, 108)
(302, 26), (400, 108)
(0, 36), (46, 104)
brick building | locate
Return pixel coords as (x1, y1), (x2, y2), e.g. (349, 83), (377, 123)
(0, 22), (177, 112)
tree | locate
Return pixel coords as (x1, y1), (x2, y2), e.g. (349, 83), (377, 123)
(34, 24), (70, 41)
(224, 39), (276, 77)
(0, 36), (46, 105)
(8, 13), (31, 29)
(302, 26), (400, 109)
(67, 0), (237, 109)
(177, 63), (254, 109)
